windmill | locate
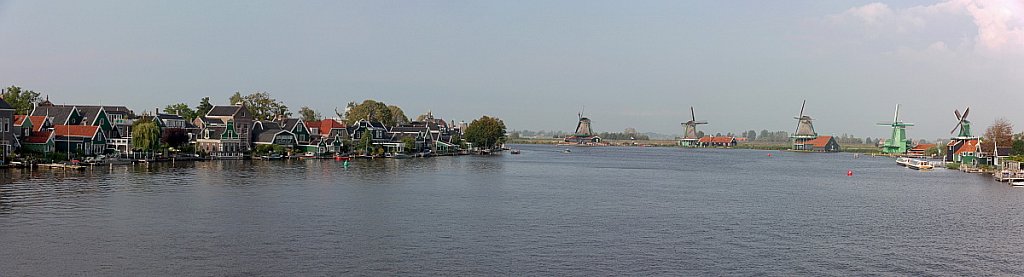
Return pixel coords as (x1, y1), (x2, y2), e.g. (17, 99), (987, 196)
(574, 106), (593, 136)
(679, 107), (708, 147)
(792, 100), (816, 138)
(950, 107), (973, 138)
(877, 104), (914, 154)
(945, 107), (979, 163)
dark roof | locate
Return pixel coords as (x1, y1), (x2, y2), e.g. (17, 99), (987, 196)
(157, 113), (185, 120)
(207, 106), (240, 117)
(257, 120), (281, 130)
(390, 126), (428, 133)
(997, 147), (1012, 157)
(30, 106), (76, 124)
(72, 106), (103, 125)
(256, 130), (290, 143)
(0, 98), (13, 110)
(280, 118), (302, 132)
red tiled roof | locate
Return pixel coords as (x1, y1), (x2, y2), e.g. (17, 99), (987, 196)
(14, 115), (27, 126)
(955, 139), (979, 155)
(698, 136), (736, 143)
(911, 143), (936, 151)
(24, 130), (53, 144)
(28, 116), (47, 132)
(804, 136), (834, 147)
(54, 125), (99, 138)
(308, 119), (346, 135)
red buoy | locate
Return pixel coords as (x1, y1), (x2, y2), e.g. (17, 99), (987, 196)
(847, 170), (853, 176)
(768, 153), (772, 157)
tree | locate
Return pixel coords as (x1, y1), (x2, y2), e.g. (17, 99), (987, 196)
(344, 100), (404, 126)
(161, 128), (189, 149)
(925, 145), (941, 157)
(229, 92), (243, 106)
(2, 86), (42, 114)
(163, 103), (197, 120)
(196, 97), (213, 117)
(388, 105), (409, 125)
(1013, 140), (1024, 156)
(401, 136), (416, 153)
(356, 130), (373, 155)
(299, 106), (322, 122)
(236, 91), (290, 120)
(982, 118), (1013, 152)
(464, 116), (507, 149)
(132, 119), (162, 153)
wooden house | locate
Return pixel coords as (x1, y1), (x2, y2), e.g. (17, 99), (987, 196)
(801, 136), (840, 152)
(696, 136), (737, 147)
(195, 120), (244, 159)
(251, 121), (296, 148)
(54, 125), (106, 156)
(203, 104), (254, 151)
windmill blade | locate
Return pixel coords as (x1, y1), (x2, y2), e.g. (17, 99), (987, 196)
(877, 122), (893, 126)
(893, 104), (900, 123)
(694, 121), (708, 124)
(951, 121), (963, 135)
(961, 107), (969, 120)
(954, 109), (962, 121)
(691, 106), (696, 122)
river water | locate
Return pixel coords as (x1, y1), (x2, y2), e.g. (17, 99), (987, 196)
(1, 145), (1023, 276)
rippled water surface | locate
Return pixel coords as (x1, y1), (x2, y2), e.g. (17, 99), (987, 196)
(2, 145), (1024, 276)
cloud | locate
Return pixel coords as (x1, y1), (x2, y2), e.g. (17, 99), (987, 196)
(825, 0), (1024, 54)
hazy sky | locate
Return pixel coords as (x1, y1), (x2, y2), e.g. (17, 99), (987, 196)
(1, 0), (1022, 139)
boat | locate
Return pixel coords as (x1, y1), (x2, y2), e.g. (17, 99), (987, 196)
(392, 153), (411, 159)
(562, 149), (571, 153)
(896, 157), (911, 167)
(260, 154), (283, 160)
(1012, 182), (1024, 187)
(510, 149), (521, 154)
(907, 159), (934, 170)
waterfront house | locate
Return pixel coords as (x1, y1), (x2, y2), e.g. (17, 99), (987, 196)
(251, 121), (296, 149)
(202, 104), (254, 151)
(54, 125), (106, 156)
(156, 112), (200, 144)
(907, 143), (936, 157)
(0, 98), (18, 159)
(56, 105), (120, 139)
(801, 136), (840, 152)
(280, 118), (310, 144)
(14, 115), (50, 139)
(21, 130), (54, 154)
(947, 139), (979, 164)
(348, 119), (390, 143)
(697, 136), (737, 147)
(306, 119), (348, 140)
(195, 121), (243, 159)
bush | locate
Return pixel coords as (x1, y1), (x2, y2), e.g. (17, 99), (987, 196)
(945, 162), (961, 170)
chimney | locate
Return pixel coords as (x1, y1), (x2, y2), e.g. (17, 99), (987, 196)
(155, 107), (160, 115)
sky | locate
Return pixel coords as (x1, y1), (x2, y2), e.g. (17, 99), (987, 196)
(0, 0), (1022, 140)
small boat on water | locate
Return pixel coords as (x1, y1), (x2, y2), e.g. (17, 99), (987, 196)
(562, 149), (571, 154)
(1012, 182), (1024, 187)
(260, 154), (283, 160)
(896, 157), (933, 170)
(510, 149), (521, 154)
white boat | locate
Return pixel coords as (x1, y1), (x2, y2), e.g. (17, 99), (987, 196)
(1012, 182), (1024, 187)
(896, 157), (911, 167)
(907, 159), (934, 170)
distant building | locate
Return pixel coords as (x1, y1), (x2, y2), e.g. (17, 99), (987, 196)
(564, 112), (601, 144)
(800, 136), (840, 152)
(697, 136), (737, 147)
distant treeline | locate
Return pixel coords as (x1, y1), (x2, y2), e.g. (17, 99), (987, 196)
(509, 130), (650, 140)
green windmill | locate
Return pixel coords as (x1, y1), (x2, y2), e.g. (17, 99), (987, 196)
(877, 104), (913, 154)
(950, 107), (972, 138)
